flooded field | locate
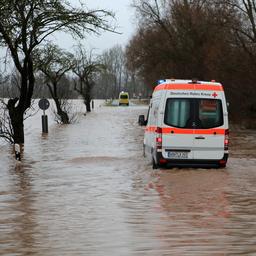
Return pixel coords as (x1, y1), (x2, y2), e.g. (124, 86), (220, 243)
(1, 100), (256, 255)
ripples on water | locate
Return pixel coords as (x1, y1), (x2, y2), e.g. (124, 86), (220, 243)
(1, 100), (256, 255)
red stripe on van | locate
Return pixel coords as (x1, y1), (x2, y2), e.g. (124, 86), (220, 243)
(145, 126), (225, 135)
(154, 83), (223, 92)
(145, 126), (157, 132)
(162, 128), (225, 135)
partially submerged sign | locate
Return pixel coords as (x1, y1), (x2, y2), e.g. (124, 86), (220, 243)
(38, 98), (50, 110)
(38, 99), (49, 133)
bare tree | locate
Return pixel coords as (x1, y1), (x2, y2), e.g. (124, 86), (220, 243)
(99, 45), (125, 98)
(0, 0), (114, 147)
(128, 0), (235, 82)
(73, 45), (103, 112)
(0, 97), (38, 144)
(35, 44), (75, 124)
(0, 100), (14, 144)
(51, 98), (80, 124)
(128, 0), (256, 121)
(91, 44), (148, 99)
(132, 0), (174, 40)
(218, 0), (256, 64)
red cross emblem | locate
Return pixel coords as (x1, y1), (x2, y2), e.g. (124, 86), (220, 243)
(212, 92), (218, 98)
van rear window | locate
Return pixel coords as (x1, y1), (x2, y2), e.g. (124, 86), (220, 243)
(164, 98), (223, 129)
(120, 95), (128, 99)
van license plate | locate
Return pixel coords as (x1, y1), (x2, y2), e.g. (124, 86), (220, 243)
(167, 151), (188, 159)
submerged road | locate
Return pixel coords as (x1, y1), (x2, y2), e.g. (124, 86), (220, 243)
(1, 101), (256, 255)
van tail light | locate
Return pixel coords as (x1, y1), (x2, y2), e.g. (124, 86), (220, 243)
(155, 127), (162, 149)
(219, 159), (227, 167)
(224, 129), (229, 150)
(159, 158), (167, 164)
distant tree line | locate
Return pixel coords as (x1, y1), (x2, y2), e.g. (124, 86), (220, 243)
(126, 0), (256, 123)
(0, 44), (149, 102)
(93, 45), (149, 99)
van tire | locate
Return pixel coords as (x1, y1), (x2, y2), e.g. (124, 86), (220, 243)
(152, 158), (158, 169)
(143, 144), (146, 157)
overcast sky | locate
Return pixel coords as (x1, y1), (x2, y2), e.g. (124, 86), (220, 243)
(54, 0), (136, 53)
(0, 0), (136, 71)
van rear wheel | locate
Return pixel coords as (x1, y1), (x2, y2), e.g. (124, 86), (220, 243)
(143, 144), (146, 157)
(152, 157), (158, 169)
(152, 156), (167, 169)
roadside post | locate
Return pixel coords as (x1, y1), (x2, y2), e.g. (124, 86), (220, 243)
(139, 92), (142, 101)
(14, 144), (21, 161)
(38, 98), (50, 134)
(92, 100), (94, 110)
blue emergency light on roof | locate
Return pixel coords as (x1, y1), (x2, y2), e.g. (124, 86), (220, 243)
(188, 78), (200, 84)
(157, 79), (166, 85)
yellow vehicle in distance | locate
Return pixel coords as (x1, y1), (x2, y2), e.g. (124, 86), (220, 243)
(119, 91), (129, 106)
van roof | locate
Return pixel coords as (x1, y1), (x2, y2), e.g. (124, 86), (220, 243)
(154, 79), (223, 92)
(157, 79), (221, 85)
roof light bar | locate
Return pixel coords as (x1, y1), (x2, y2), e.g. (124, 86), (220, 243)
(157, 79), (166, 85)
(188, 78), (200, 84)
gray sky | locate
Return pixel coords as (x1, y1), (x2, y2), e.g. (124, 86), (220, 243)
(0, 0), (136, 71)
(54, 0), (136, 53)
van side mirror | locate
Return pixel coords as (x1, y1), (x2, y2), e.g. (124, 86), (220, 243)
(138, 115), (147, 126)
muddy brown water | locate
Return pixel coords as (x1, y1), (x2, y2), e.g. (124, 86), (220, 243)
(1, 101), (256, 255)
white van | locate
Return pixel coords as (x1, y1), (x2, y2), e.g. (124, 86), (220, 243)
(139, 79), (229, 168)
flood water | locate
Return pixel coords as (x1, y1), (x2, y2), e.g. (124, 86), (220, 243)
(1, 100), (256, 255)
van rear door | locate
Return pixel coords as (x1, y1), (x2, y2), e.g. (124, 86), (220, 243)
(161, 98), (194, 160)
(161, 97), (225, 161)
(193, 98), (225, 160)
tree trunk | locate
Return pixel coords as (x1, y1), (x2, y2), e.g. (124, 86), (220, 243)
(6, 57), (34, 147)
(58, 109), (69, 124)
(85, 85), (91, 112)
(85, 95), (91, 112)
(47, 82), (69, 124)
(7, 98), (24, 145)
(54, 98), (69, 124)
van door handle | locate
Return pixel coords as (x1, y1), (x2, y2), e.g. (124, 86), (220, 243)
(195, 136), (205, 140)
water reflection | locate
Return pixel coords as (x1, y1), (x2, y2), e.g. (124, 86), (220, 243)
(149, 169), (232, 254)
(154, 169), (230, 218)
(1, 161), (38, 256)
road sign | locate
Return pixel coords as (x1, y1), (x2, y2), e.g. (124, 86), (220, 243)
(38, 98), (50, 110)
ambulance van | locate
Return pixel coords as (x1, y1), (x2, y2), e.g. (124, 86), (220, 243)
(139, 79), (229, 168)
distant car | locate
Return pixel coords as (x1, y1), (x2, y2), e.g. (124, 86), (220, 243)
(119, 92), (129, 106)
